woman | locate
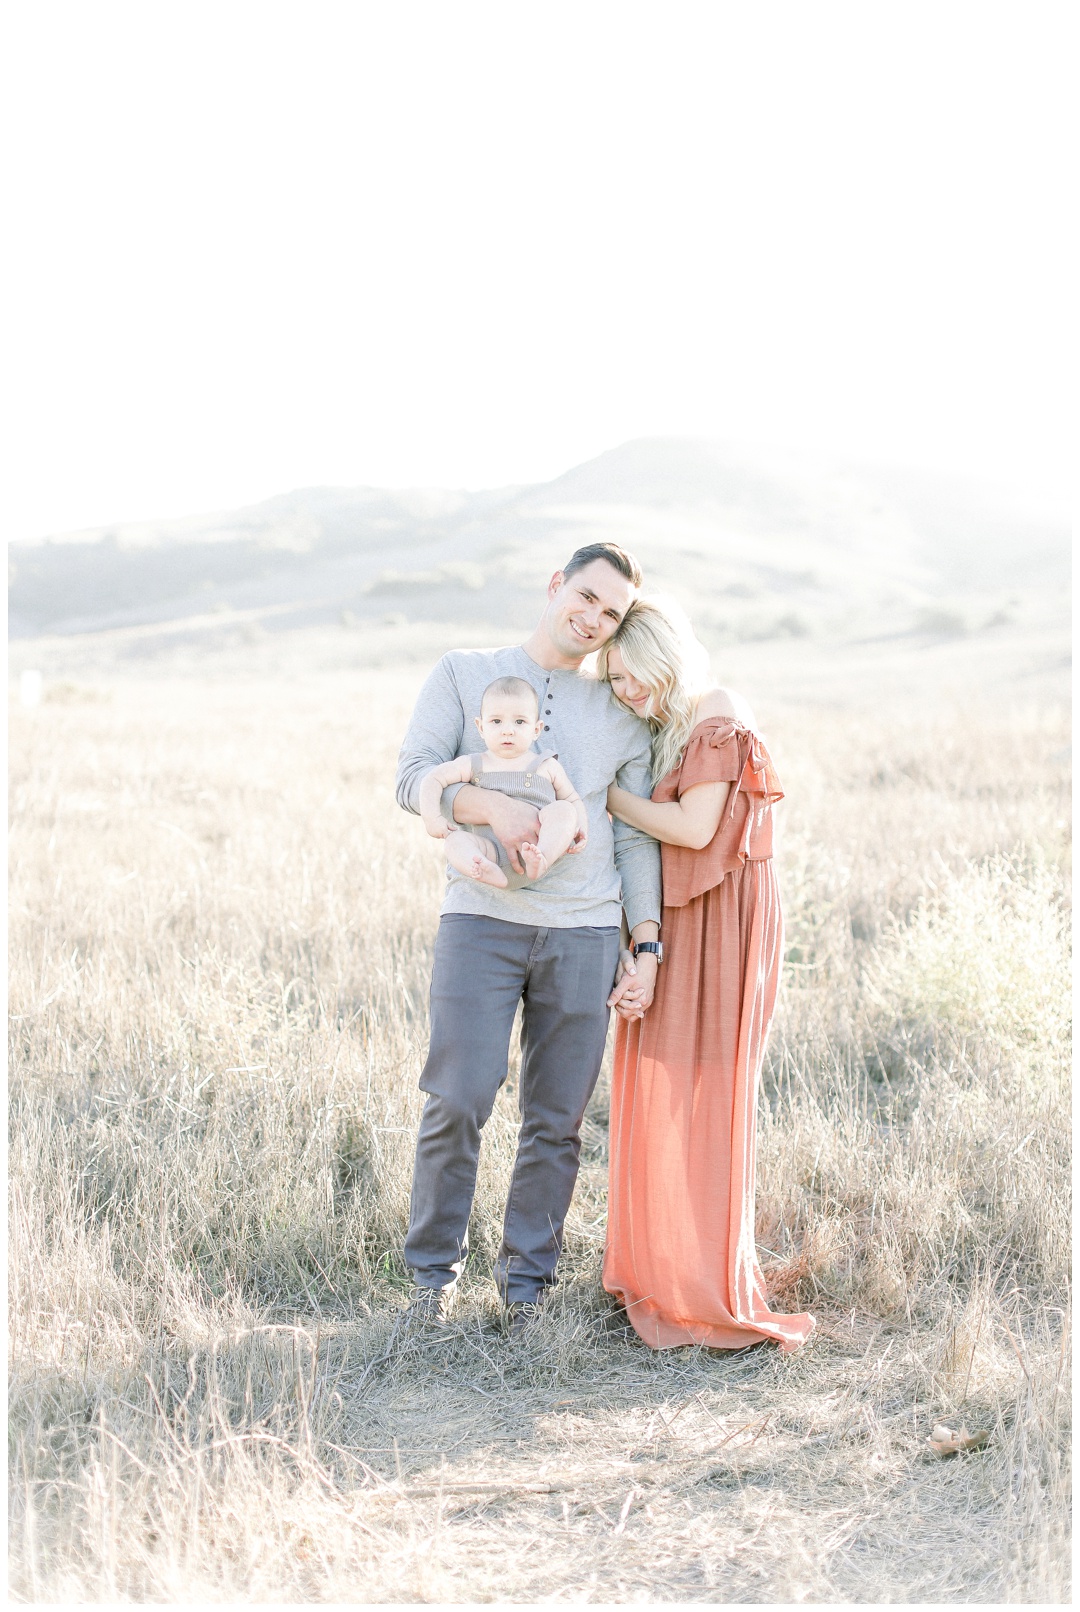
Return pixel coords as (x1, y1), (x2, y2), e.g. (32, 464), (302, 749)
(598, 599), (814, 1351)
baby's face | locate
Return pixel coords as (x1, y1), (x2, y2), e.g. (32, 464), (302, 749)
(475, 695), (542, 759)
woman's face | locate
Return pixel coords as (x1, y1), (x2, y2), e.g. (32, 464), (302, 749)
(606, 645), (655, 718)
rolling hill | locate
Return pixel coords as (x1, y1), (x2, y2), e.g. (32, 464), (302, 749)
(8, 438), (1069, 649)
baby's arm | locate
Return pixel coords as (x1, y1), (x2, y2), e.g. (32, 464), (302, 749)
(542, 759), (589, 843)
(419, 756), (475, 837)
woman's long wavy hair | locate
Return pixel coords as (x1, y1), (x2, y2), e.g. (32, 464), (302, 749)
(596, 597), (712, 780)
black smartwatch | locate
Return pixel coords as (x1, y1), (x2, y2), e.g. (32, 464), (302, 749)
(632, 940), (663, 963)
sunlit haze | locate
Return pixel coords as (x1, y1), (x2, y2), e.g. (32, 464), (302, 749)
(5, 1), (1073, 541)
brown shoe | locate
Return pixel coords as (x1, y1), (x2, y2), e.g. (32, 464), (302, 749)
(401, 1283), (456, 1333)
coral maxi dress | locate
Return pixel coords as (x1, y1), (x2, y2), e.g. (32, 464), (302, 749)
(603, 717), (815, 1351)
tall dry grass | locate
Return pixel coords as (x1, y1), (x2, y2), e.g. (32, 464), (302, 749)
(7, 657), (1071, 1603)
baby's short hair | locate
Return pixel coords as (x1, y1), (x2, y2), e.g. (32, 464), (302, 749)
(480, 676), (539, 715)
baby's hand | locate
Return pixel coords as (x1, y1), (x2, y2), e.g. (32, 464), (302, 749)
(566, 824), (588, 854)
(423, 816), (453, 840)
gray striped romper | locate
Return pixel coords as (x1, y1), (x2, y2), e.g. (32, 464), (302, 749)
(468, 749), (560, 887)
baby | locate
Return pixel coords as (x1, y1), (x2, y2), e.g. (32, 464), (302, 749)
(419, 676), (587, 887)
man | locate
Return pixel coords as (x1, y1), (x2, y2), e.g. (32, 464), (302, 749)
(394, 541), (661, 1336)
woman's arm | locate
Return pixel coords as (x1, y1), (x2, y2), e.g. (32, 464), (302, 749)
(607, 779), (731, 849)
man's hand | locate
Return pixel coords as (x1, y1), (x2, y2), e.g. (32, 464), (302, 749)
(460, 790), (541, 875)
(607, 949), (658, 1021)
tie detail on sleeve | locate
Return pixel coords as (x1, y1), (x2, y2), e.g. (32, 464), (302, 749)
(656, 717), (784, 908)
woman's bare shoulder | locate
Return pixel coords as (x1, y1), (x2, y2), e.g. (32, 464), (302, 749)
(695, 686), (758, 727)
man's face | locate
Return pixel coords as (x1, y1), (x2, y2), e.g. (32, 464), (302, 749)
(475, 695), (542, 759)
(545, 559), (636, 661)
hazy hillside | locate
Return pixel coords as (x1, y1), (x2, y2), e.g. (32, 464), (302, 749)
(7, 438), (1069, 648)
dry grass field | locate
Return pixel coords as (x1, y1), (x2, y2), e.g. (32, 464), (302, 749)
(7, 625), (1071, 1603)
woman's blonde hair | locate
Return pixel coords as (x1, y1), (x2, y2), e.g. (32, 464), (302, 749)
(596, 597), (712, 780)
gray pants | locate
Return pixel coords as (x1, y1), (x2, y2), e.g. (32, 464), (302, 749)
(405, 913), (621, 1304)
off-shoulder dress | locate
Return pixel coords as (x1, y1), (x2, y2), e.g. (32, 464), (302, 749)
(603, 715), (815, 1351)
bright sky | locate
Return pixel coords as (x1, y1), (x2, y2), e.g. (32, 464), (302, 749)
(5, 1), (1074, 540)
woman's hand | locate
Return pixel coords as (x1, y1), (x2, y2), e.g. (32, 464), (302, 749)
(608, 949), (658, 1021)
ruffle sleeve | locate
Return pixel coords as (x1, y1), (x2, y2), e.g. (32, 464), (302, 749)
(658, 719), (784, 908)
(674, 721), (744, 796)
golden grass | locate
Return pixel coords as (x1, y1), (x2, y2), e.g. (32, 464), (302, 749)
(7, 643), (1071, 1603)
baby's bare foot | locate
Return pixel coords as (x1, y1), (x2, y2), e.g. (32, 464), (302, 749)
(470, 852), (508, 888)
(521, 842), (549, 881)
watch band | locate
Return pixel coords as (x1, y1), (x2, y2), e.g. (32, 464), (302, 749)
(632, 940), (663, 963)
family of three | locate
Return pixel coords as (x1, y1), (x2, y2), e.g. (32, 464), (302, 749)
(394, 541), (814, 1351)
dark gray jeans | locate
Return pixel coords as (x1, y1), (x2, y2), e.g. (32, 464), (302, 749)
(405, 913), (621, 1304)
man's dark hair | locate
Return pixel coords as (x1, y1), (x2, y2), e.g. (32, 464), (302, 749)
(561, 542), (643, 589)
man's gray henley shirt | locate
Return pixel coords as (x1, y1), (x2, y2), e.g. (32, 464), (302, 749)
(395, 645), (661, 932)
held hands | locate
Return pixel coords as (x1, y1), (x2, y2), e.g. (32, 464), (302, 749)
(607, 948), (658, 1022)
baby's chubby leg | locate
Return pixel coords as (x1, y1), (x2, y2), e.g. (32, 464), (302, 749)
(520, 801), (580, 881)
(442, 828), (508, 888)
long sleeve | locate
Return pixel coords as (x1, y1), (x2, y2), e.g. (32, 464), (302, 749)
(393, 644), (657, 931)
(394, 655), (466, 815)
(612, 748), (662, 933)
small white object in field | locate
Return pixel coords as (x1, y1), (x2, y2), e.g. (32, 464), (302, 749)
(19, 670), (43, 708)
(928, 1423), (990, 1456)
